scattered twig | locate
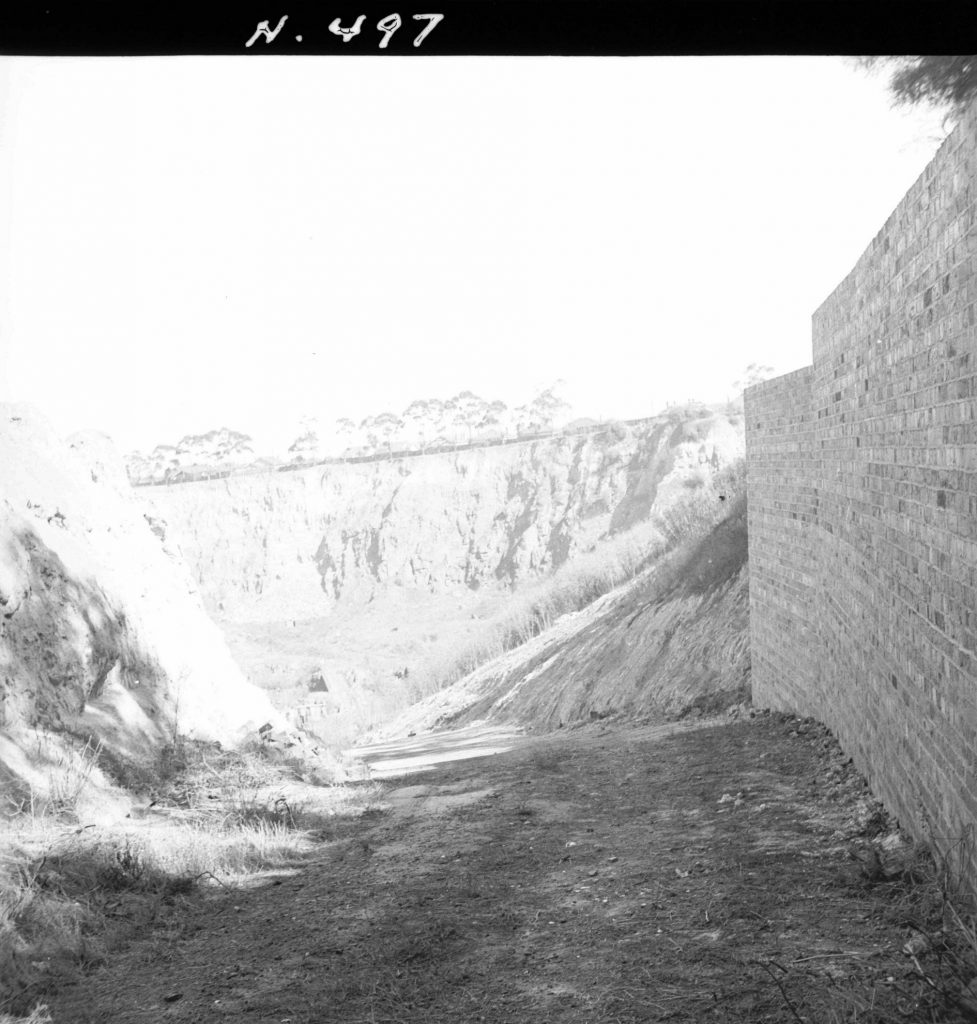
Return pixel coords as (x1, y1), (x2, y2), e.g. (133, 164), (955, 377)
(753, 959), (805, 1024)
(909, 954), (938, 989)
(948, 901), (977, 960)
(194, 870), (229, 889)
(789, 950), (874, 964)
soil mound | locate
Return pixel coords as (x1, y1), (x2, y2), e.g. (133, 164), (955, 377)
(381, 495), (750, 736)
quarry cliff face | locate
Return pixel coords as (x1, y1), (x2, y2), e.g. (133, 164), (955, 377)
(0, 406), (284, 794)
(139, 413), (744, 623)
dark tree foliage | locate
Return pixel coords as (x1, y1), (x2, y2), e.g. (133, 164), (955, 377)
(860, 56), (977, 114)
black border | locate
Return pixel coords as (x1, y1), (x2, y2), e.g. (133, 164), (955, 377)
(3, 1), (977, 57)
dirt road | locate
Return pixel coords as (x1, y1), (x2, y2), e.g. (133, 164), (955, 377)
(49, 715), (955, 1023)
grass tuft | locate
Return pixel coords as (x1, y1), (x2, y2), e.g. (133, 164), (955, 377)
(0, 736), (385, 1017)
(0, 1007), (53, 1024)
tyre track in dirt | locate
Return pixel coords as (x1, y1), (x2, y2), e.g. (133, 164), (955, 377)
(49, 716), (955, 1023)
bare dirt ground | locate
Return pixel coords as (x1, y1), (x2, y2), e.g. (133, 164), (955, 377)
(47, 714), (969, 1023)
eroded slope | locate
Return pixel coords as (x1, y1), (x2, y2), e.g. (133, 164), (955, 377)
(380, 496), (750, 736)
(0, 406), (284, 806)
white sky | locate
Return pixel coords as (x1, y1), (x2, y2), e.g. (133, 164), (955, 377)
(0, 56), (951, 454)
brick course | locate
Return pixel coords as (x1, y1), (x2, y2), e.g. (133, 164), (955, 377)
(746, 101), (977, 882)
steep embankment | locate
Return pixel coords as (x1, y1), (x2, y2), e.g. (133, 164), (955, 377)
(0, 406), (285, 808)
(140, 413), (743, 621)
(379, 495), (750, 737)
(135, 409), (744, 742)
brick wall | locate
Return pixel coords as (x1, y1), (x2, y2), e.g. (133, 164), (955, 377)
(747, 101), (977, 878)
(745, 368), (818, 712)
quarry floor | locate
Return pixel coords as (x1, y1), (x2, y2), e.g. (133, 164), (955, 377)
(49, 715), (959, 1023)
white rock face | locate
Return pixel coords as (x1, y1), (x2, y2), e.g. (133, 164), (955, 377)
(139, 412), (745, 624)
(0, 405), (284, 773)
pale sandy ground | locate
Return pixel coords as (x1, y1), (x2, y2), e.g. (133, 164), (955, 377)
(350, 723), (526, 779)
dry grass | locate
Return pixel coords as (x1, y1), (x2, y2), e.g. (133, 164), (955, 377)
(406, 461), (747, 703)
(0, 1008), (53, 1024)
(3, 734), (107, 822)
(0, 735), (386, 1018)
(770, 834), (977, 1023)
